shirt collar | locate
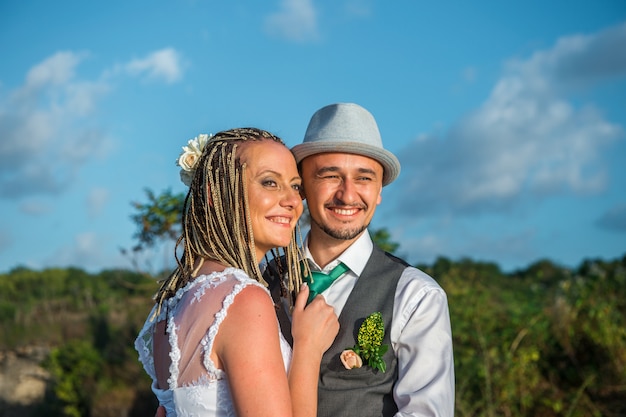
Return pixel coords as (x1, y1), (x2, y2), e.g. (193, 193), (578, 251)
(303, 229), (373, 277)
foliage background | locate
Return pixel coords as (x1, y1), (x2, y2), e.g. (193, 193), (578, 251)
(1, 250), (624, 416)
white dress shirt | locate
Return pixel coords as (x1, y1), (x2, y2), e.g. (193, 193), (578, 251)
(302, 230), (455, 417)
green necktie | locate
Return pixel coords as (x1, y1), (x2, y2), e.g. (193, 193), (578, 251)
(303, 262), (349, 303)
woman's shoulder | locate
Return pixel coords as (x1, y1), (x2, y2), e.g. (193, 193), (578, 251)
(193, 267), (266, 292)
(213, 275), (280, 345)
(207, 270), (278, 356)
(186, 267), (271, 311)
(222, 269), (272, 305)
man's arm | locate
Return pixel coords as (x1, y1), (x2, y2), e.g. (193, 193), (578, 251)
(392, 274), (455, 417)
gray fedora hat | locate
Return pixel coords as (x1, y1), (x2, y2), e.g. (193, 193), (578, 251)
(292, 103), (401, 186)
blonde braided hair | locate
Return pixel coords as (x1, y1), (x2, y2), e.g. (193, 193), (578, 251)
(154, 127), (304, 316)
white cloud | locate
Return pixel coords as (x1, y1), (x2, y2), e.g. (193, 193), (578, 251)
(23, 51), (84, 88)
(0, 51), (112, 199)
(509, 22), (626, 91)
(87, 187), (109, 218)
(454, 228), (539, 268)
(19, 199), (53, 215)
(396, 232), (446, 264)
(47, 232), (99, 267)
(386, 215), (539, 270)
(264, 0), (319, 42)
(124, 48), (184, 83)
(392, 22), (626, 217)
(48, 232), (126, 272)
(0, 48), (181, 200)
(45, 232), (176, 273)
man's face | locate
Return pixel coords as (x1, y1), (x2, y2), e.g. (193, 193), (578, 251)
(300, 152), (383, 242)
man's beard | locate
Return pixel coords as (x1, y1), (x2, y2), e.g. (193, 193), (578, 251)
(312, 217), (369, 241)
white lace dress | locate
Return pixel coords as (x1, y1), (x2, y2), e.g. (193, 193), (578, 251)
(135, 268), (293, 417)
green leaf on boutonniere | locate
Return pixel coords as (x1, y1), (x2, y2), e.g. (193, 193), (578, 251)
(347, 311), (389, 372)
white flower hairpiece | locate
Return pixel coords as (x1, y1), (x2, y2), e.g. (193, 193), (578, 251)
(176, 133), (212, 186)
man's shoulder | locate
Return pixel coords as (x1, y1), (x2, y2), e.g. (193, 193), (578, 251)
(375, 248), (445, 294)
(399, 264), (447, 296)
(373, 247), (444, 293)
(372, 245), (437, 284)
(381, 249), (411, 268)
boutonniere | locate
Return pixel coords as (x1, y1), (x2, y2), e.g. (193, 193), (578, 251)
(340, 311), (389, 372)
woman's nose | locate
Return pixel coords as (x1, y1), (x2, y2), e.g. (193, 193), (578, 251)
(281, 188), (302, 209)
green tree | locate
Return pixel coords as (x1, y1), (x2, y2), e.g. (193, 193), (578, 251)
(128, 188), (185, 250)
(122, 188), (185, 273)
(44, 340), (104, 417)
(370, 227), (400, 254)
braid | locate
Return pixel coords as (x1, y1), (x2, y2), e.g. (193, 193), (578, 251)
(154, 128), (304, 316)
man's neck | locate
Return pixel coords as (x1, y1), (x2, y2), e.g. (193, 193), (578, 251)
(307, 228), (364, 269)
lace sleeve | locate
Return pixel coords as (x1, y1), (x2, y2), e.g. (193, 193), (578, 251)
(134, 304), (161, 382)
(138, 268), (290, 390)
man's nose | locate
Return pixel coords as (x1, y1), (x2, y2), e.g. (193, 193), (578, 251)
(335, 180), (357, 204)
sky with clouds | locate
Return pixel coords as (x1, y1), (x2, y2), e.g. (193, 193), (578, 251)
(1, 0), (625, 274)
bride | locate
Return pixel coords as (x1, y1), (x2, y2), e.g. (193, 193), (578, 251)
(135, 128), (338, 417)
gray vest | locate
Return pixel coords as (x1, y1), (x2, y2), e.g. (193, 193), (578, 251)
(264, 246), (407, 417)
(317, 245), (407, 417)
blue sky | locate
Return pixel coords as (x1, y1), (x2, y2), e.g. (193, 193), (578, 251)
(1, 0), (625, 274)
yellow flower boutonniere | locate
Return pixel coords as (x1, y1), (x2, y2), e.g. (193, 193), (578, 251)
(340, 311), (389, 372)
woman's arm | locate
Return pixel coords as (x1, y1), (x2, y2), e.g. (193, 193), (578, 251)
(215, 285), (293, 417)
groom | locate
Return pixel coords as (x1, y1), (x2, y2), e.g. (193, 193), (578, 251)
(269, 102), (454, 417)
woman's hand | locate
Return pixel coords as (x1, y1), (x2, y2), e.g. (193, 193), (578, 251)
(291, 284), (339, 358)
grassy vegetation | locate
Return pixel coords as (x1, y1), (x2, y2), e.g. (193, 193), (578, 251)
(1, 254), (625, 416)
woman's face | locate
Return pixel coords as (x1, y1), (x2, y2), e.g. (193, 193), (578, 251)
(239, 140), (303, 260)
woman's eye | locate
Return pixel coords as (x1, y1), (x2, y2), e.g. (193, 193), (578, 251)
(262, 179), (277, 187)
(292, 183), (302, 192)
